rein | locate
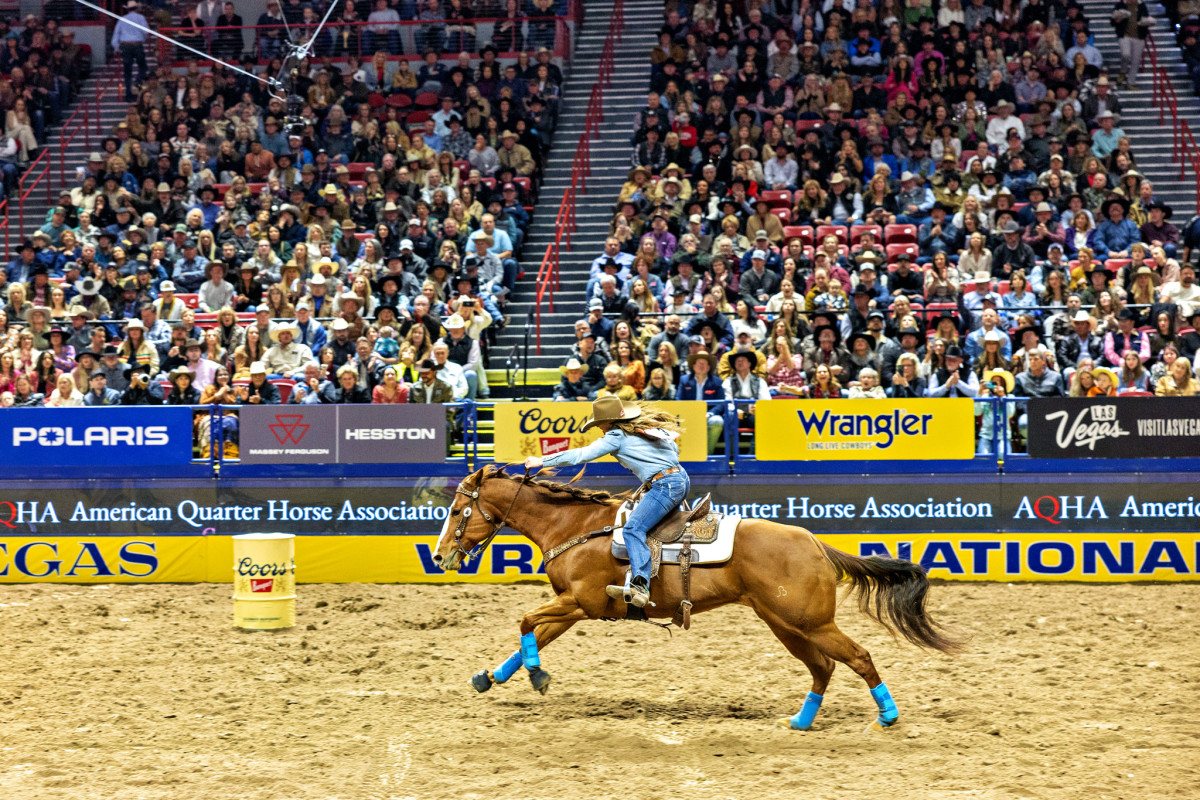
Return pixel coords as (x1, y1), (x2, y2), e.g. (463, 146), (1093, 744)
(450, 467), (528, 563)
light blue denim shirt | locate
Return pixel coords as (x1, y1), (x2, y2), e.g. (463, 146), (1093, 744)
(542, 428), (681, 484)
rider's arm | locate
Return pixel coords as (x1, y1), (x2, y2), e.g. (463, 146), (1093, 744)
(542, 428), (622, 469)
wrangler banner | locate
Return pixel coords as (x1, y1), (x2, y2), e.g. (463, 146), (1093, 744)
(492, 401), (710, 462)
(755, 399), (976, 460)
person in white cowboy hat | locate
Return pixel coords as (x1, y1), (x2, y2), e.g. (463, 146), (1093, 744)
(439, 313), (486, 399)
(552, 357), (591, 401)
(151, 280), (186, 321)
(69, 276), (112, 320)
(524, 396), (691, 610)
(337, 291), (367, 339)
(262, 319), (316, 379)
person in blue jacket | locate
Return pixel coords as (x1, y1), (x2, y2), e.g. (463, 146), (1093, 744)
(677, 349), (726, 453)
(524, 397), (689, 609)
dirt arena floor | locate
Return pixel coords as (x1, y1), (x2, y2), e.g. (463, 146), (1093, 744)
(0, 581), (1197, 800)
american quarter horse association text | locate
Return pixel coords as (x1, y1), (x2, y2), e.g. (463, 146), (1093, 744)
(433, 466), (962, 732)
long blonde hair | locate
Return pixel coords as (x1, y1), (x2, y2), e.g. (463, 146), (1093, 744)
(611, 402), (686, 437)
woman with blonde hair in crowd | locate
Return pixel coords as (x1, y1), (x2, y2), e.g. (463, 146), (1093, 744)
(1156, 356), (1199, 396)
(1069, 359), (1097, 396)
(642, 367), (675, 401)
(402, 323), (433, 365)
(806, 363), (842, 398)
(629, 277), (660, 317)
(44, 373), (84, 407)
(648, 340), (680, 386)
(958, 231), (991, 277)
(119, 320), (159, 375)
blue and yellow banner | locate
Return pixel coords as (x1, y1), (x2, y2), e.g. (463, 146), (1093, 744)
(2, 533), (1197, 583)
(755, 399), (976, 460)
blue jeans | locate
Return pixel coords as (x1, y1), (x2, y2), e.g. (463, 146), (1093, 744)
(623, 472), (690, 584)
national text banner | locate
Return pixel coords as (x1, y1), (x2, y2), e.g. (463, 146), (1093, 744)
(3, 533), (1198, 583)
(755, 399), (976, 460)
(492, 401), (709, 462)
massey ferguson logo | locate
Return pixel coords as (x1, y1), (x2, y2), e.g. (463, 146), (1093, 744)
(540, 437), (570, 455)
(269, 415), (310, 445)
(1045, 404), (1130, 451)
(250, 578), (274, 593)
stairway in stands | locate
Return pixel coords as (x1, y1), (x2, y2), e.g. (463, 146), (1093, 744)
(1080, 0), (1200, 215)
(493, 0), (661, 378)
(6, 62), (132, 257)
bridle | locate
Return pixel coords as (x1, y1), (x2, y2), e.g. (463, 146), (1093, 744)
(448, 467), (528, 564)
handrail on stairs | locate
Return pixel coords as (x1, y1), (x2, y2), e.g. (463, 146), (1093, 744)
(530, 0), (625, 357)
(1144, 33), (1200, 211)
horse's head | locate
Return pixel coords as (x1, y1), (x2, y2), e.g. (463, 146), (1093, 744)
(433, 466), (515, 571)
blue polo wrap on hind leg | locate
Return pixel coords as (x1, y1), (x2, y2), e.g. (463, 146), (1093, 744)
(788, 692), (824, 730)
(520, 632), (541, 670)
(493, 650), (523, 683)
(871, 682), (899, 726)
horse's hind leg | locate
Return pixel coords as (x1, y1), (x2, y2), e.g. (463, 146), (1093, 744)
(807, 622), (898, 732)
(761, 622), (836, 731)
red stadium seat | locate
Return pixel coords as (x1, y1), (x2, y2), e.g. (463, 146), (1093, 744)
(1106, 258), (1131, 271)
(759, 190), (791, 208)
(271, 379), (296, 404)
(247, 183), (266, 194)
(513, 176), (533, 196)
(886, 243), (919, 261)
(770, 207), (791, 223)
(176, 293), (200, 309)
(405, 110), (431, 125)
(997, 280), (1011, 295)
(850, 225), (883, 246)
(368, 93), (386, 109)
(347, 162), (373, 179)
(815, 225), (848, 245)
(354, 232), (372, 242)
(482, 178), (496, 190)
(794, 119), (823, 133)
(783, 226), (814, 246)
(884, 223), (917, 243)
(1119, 390), (1154, 397)
(414, 92), (439, 109)
(212, 183), (231, 199)
(386, 94), (412, 108)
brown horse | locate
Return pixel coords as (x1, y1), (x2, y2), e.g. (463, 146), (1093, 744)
(433, 466), (960, 731)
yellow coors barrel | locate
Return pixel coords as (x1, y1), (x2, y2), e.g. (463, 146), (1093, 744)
(232, 533), (296, 629)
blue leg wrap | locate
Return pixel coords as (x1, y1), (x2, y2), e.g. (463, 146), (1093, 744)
(493, 650), (523, 683)
(519, 632), (540, 670)
(870, 682), (899, 726)
(788, 692), (824, 731)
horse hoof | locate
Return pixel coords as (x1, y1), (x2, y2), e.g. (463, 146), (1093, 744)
(529, 668), (551, 695)
(777, 716), (812, 731)
(470, 670), (494, 693)
(864, 718), (897, 734)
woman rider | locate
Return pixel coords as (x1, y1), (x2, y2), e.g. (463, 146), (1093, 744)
(523, 397), (689, 609)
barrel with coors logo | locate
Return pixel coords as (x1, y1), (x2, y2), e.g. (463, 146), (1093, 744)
(232, 533), (296, 629)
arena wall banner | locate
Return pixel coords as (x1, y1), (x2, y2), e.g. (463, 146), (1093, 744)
(3, 474), (1200, 583)
(755, 399), (976, 460)
(0, 407), (194, 466)
(492, 401), (709, 462)
(239, 405), (445, 464)
(1027, 397), (1200, 458)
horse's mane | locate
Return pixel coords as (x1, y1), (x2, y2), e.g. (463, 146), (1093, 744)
(480, 464), (628, 505)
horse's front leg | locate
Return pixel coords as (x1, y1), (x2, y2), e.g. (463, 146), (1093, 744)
(471, 594), (586, 695)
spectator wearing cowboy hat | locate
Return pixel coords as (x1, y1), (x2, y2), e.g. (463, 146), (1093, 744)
(120, 362), (163, 405)
(262, 320), (316, 379)
(165, 366), (199, 405)
(408, 357), (456, 432)
(1141, 202), (1180, 258)
(151, 280), (185, 321)
(1056, 310), (1105, 368)
(927, 344), (980, 397)
(236, 362), (281, 404)
(677, 349), (726, 453)
(69, 275), (111, 321)
(1103, 308), (1151, 367)
(1093, 196), (1142, 259)
(199, 262), (237, 312)
(181, 336), (218, 391)
(553, 357), (591, 402)
(723, 347), (771, 429)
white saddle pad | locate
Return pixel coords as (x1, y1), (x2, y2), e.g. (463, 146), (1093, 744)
(610, 499), (740, 565)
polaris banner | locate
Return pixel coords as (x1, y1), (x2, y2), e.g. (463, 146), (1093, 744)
(0, 407), (194, 466)
(239, 405), (445, 464)
(1027, 398), (1200, 458)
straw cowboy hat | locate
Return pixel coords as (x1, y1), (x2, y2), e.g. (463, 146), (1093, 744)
(168, 366), (195, 385)
(580, 395), (641, 433)
(269, 321), (300, 341)
(560, 357), (585, 376)
(983, 368), (1015, 393)
(1092, 366), (1118, 387)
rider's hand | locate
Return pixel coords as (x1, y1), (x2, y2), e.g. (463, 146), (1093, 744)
(524, 456), (543, 471)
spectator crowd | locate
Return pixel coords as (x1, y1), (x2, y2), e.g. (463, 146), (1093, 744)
(0, 1), (576, 444)
(539, 0), (1200, 454)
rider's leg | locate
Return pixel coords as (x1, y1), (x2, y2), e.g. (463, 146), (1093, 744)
(612, 474), (690, 604)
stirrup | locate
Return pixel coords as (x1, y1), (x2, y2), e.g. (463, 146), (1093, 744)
(605, 572), (653, 608)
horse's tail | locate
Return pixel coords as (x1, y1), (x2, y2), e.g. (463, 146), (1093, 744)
(819, 541), (963, 654)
